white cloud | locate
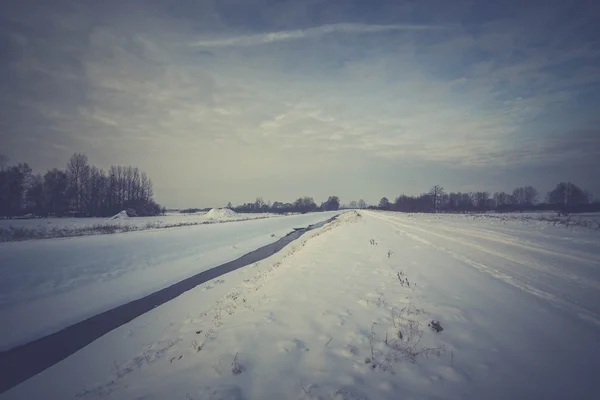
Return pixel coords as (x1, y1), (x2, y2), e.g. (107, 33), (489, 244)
(191, 23), (444, 47)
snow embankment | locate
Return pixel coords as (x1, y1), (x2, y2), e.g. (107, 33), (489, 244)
(5, 210), (600, 399)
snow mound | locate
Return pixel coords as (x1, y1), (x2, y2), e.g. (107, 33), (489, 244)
(204, 208), (238, 219)
(109, 210), (130, 220)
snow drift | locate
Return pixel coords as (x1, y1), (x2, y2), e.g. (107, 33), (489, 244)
(204, 208), (238, 219)
(108, 210), (129, 220)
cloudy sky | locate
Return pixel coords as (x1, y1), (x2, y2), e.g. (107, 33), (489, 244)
(1, 0), (599, 208)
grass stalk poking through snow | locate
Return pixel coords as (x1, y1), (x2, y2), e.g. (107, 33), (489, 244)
(231, 352), (243, 375)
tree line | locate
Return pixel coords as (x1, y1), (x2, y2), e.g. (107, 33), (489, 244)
(220, 183), (597, 216)
(377, 183), (597, 214)
(0, 153), (164, 218)
(224, 196), (341, 214)
(3, 151), (595, 219)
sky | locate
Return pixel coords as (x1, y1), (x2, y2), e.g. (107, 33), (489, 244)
(1, 0), (599, 208)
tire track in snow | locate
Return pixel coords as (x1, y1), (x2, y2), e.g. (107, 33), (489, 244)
(380, 213), (600, 292)
(365, 211), (600, 329)
(385, 213), (599, 267)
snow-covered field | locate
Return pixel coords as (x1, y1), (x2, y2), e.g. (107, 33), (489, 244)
(475, 211), (600, 230)
(0, 211), (340, 350)
(2, 210), (600, 399)
(0, 210), (281, 242)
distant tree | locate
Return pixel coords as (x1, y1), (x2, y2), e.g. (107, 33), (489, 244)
(357, 199), (367, 209)
(226, 202), (233, 209)
(1, 155), (160, 218)
(440, 193), (450, 210)
(378, 197), (390, 210)
(254, 197), (266, 210)
(294, 196), (317, 213)
(349, 200), (358, 209)
(393, 193), (432, 212)
(547, 182), (589, 207)
(25, 174), (44, 215)
(43, 169), (69, 216)
(87, 166), (107, 216)
(493, 191), (514, 208)
(140, 172), (153, 202)
(323, 196), (340, 211)
(474, 191), (490, 210)
(428, 185), (445, 212)
(0, 163), (31, 216)
(512, 186), (539, 207)
(66, 153), (90, 213)
(459, 192), (474, 211)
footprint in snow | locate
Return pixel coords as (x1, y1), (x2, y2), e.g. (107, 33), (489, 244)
(333, 387), (369, 400)
(277, 338), (308, 353)
(202, 279), (225, 290)
(194, 385), (245, 400)
(333, 345), (359, 359)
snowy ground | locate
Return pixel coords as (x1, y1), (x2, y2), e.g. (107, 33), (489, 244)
(0, 211), (340, 350)
(2, 210), (600, 399)
(0, 210), (281, 242)
(476, 211), (600, 230)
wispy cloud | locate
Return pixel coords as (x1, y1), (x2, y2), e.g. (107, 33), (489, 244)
(191, 23), (443, 47)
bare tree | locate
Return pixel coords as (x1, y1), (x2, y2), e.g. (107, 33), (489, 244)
(379, 197), (390, 210)
(254, 197), (266, 210)
(25, 174), (44, 215)
(548, 182), (588, 206)
(43, 169), (68, 215)
(357, 199), (367, 209)
(132, 167), (140, 201)
(493, 191), (513, 207)
(512, 186), (539, 206)
(428, 185), (445, 212)
(0, 163), (31, 216)
(117, 165), (124, 206)
(140, 172), (153, 202)
(474, 191), (490, 210)
(66, 153), (90, 213)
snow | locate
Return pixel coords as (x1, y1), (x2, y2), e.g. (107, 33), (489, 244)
(108, 210), (130, 220)
(472, 211), (600, 230)
(0, 211), (341, 351)
(0, 211), (282, 241)
(2, 210), (600, 399)
(204, 208), (238, 219)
